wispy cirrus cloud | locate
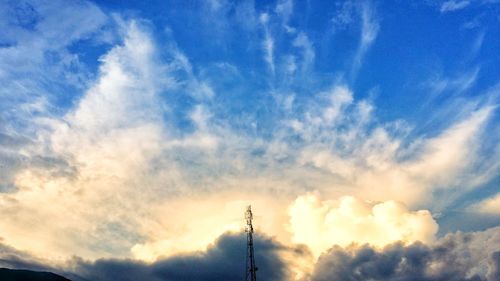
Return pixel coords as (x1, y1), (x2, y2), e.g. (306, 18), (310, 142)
(328, 1), (380, 78)
(275, 0), (295, 32)
(0, 1), (499, 279)
(0, 0), (109, 192)
(260, 13), (276, 75)
(440, 0), (471, 13)
(331, 1), (355, 30)
(469, 193), (500, 214)
(292, 32), (315, 76)
(351, 1), (380, 79)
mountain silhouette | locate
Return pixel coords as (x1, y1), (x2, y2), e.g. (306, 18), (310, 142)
(0, 268), (72, 281)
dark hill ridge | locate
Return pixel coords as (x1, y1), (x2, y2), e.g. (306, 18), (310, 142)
(0, 268), (72, 281)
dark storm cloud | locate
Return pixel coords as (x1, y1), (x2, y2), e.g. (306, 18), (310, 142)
(1, 232), (290, 280)
(2, 228), (500, 281)
(0, 242), (49, 272)
(488, 251), (500, 281)
(311, 227), (500, 281)
(71, 232), (289, 281)
(0, 240), (89, 281)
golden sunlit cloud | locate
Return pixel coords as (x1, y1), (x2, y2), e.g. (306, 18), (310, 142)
(469, 193), (500, 214)
(288, 193), (438, 258)
(0, 7), (498, 281)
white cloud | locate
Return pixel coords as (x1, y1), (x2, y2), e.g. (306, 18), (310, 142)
(287, 84), (497, 209)
(260, 13), (275, 74)
(331, 1), (355, 29)
(441, 0), (471, 13)
(0, 0), (108, 116)
(0, 0), (109, 194)
(352, 1), (379, 78)
(0, 20), (214, 260)
(360, 2), (379, 46)
(0, 2), (499, 266)
(3, 65), (495, 262)
(293, 32), (315, 74)
(468, 193), (500, 214)
(263, 32), (275, 73)
(275, 0), (295, 32)
(0, 0), (108, 93)
(288, 193), (438, 258)
(428, 67), (480, 96)
(0, 19), (248, 261)
(322, 86), (354, 123)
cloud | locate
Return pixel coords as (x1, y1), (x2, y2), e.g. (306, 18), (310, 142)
(288, 193), (438, 258)
(0, 0), (109, 107)
(292, 32), (315, 75)
(2, 227), (500, 281)
(441, 1), (471, 13)
(0, 16), (290, 262)
(0, 0), (499, 267)
(0, 240), (88, 281)
(0, 0), (109, 191)
(0, 20), (170, 259)
(427, 67), (480, 96)
(468, 193), (500, 214)
(359, 1), (379, 47)
(470, 31), (485, 58)
(260, 13), (275, 74)
(331, 1), (355, 29)
(311, 226), (500, 281)
(275, 0), (295, 31)
(351, 0), (380, 78)
(0, 241), (51, 272)
(1, 233), (294, 281)
(287, 84), (497, 209)
(1, 65), (496, 263)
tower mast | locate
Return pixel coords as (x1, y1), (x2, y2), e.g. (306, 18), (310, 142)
(245, 205), (257, 281)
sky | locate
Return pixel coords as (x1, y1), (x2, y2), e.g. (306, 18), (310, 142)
(0, 0), (499, 280)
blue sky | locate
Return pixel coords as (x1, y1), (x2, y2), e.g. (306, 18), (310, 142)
(0, 0), (500, 280)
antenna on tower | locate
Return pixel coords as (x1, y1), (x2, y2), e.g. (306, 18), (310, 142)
(245, 205), (257, 281)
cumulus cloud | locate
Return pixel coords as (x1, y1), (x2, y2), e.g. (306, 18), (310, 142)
(311, 226), (500, 281)
(288, 193), (438, 258)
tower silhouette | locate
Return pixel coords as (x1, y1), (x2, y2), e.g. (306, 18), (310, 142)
(245, 205), (257, 281)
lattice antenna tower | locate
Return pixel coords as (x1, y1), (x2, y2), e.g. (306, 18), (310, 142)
(245, 205), (257, 281)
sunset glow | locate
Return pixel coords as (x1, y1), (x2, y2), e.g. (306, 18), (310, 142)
(0, 1), (499, 280)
